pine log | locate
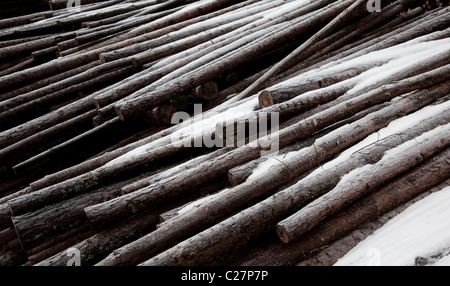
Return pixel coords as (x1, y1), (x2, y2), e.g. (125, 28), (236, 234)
(290, 7), (450, 78)
(221, 62), (450, 143)
(0, 203), (12, 230)
(276, 123), (450, 244)
(0, 109), (97, 172)
(34, 210), (159, 266)
(0, 32), (75, 61)
(24, 224), (96, 265)
(0, 60), (98, 102)
(0, 228), (18, 250)
(239, 152), (450, 266)
(227, 102), (390, 186)
(191, 81), (219, 102)
(120, 147), (231, 195)
(0, 64), (132, 131)
(281, 0), (418, 77)
(95, 84), (448, 266)
(101, 0), (283, 64)
(74, 6), (181, 47)
(10, 184), (123, 251)
(11, 116), (145, 178)
(0, 249), (28, 266)
(138, 100), (450, 266)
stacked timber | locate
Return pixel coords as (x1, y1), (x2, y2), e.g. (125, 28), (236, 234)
(0, 0), (449, 266)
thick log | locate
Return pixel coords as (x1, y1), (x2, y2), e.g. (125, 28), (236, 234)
(276, 123), (450, 244)
(94, 84), (448, 266)
(191, 81), (219, 102)
(239, 153), (450, 266)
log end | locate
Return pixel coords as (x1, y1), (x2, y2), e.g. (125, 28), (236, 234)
(275, 223), (291, 244)
(114, 105), (126, 122)
(258, 90), (274, 108)
(192, 81), (219, 102)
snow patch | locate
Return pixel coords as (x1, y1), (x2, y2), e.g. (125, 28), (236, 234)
(334, 186), (450, 266)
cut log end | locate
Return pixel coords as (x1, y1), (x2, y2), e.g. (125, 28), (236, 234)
(259, 90), (274, 108)
(114, 105), (125, 122)
(276, 224), (291, 244)
(228, 171), (238, 187)
(192, 81), (219, 102)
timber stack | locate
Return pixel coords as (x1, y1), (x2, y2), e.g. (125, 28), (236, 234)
(0, 0), (449, 266)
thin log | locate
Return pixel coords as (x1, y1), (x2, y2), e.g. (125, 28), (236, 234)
(226, 0), (367, 105)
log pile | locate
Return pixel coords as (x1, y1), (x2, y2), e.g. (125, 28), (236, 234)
(0, 0), (449, 266)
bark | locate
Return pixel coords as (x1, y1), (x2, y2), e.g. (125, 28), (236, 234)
(0, 32), (75, 60)
(0, 60), (98, 102)
(10, 183), (123, 250)
(191, 81), (219, 102)
(34, 210), (159, 266)
(239, 152), (450, 266)
(95, 84), (448, 266)
(114, 0), (357, 121)
(99, 0), (279, 63)
(0, 64), (132, 132)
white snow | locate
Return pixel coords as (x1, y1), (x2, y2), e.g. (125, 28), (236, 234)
(334, 186), (450, 266)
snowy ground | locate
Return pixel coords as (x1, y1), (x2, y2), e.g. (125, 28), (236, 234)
(334, 186), (450, 266)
